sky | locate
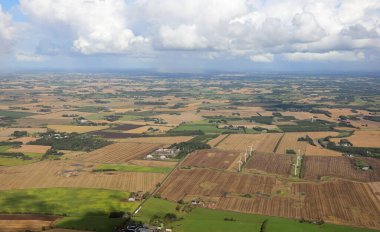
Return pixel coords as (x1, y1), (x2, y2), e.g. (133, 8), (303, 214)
(0, 0), (380, 73)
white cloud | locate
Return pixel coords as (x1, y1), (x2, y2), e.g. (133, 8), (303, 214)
(159, 24), (208, 49)
(12, 0), (380, 63)
(284, 51), (365, 62)
(20, 0), (148, 55)
(0, 4), (17, 53)
(16, 53), (45, 62)
(250, 53), (274, 63)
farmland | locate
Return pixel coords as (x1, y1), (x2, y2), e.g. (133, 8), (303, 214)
(244, 152), (293, 176)
(135, 198), (378, 232)
(79, 142), (162, 163)
(0, 160), (165, 192)
(0, 74), (379, 231)
(301, 156), (380, 182)
(0, 188), (138, 232)
(181, 149), (241, 170)
(158, 168), (276, 201)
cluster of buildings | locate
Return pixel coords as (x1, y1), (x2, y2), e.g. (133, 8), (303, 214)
(145, 148), (180, 160)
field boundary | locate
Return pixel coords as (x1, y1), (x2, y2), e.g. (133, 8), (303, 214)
(214, 134), (230, 147)
(273, 133), (285, 153)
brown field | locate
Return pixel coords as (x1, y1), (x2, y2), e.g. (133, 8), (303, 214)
(158, 168), (276, 201)
(275, 133), (307, 155)
(207, 134), (228, 147)
(125, 125), (173, 134)
(181, 149), (241, 170)
(292, 181), (380, 229)
(0, 127), (46, 137)
(276, 132), (339, 155)
(369, 182), (380, 202)
(216, 180), (380, 229)
(244, 152), (292, 176)
(215, 195), (303, 220)
(47, 125), (109, 133)
(46, 229), (90, 232)
(331, 130), (380, 148)
(304, 144), (342, 156)
(301, 156), (380, 182)
(156, 111), (203, 125)
(351, 119), (380, 130)
(79, 142), (162, 163)
(255, 133), (283, 153)
(111, 136), (193, 144)
(8, 144), (51, 154)
(0, 160), (165, 192)
(29, 111), (92, 119)
(0, 214), (59, 232)
(128, 159), (177, 167)
(10, 136), (37, 144)
(214, 134), (268, 152)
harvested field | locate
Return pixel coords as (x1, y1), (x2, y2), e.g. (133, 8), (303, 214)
(369, 182), (380, 202)
(158, 168), (276, 201)
(181, 149), (241, 170)
(8, 144), (51, 154)
(156, 111), (203, 125)
(29, 111), (91, 119)
(207, 134), (228, 147)
(331, 130), (380, 148)
(0, 127), (46, 137)
(48, 125), (108, 133)
(0, 214), (59, 232)
(10, 136), (37, 144)
(275, 132), (339, 155)
(275, 133), (307, 155)
(128, 159), (177, 167)
(292, 181), (380, 229)
(301, 156), (380, 182)
(113, 136), (193, 144)
(46, 229), (90, 232)
(244, 152), (293, 176)
(215, 180), (380, 229)
(214, 134), (268, 152)
(215, 195), (303, 220)
(0, 160), (165, 192)
(255, 133), (283, 153)
(79, 142), (162, 163)
(305, 144), (342, 156)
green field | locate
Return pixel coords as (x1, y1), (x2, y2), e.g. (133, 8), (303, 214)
(134, 198), (379, 232)
(0, 151), (44, 167)
(76, 106), (108, 113)
(170, 123), (253, 134)
(0, 157), (36, 166)
(0, 110), (35, 118)
(94, 164), (173, 173)
(0, 145), (11, 152)
(278, 120), (334, 132)
(0, 188), (139, 232)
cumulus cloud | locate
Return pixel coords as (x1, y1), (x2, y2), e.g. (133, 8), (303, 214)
(20, 0), (148, 55)
(159, 24), (208, 49)
(250, 53), (274, 63)
(0, 4), (17, 53)
(284, 51), (365, 62)
(16, 53), (45, 62)
(12, 0), (380, 64)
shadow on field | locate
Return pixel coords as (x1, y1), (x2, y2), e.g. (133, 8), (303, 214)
(56, 212), (127, 232)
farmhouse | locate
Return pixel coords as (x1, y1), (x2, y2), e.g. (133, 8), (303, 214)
(146, 148), (179, 160)
(339, 139), (353, 147)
